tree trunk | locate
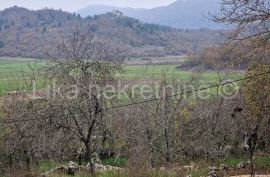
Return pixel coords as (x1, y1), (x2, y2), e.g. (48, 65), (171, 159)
(78, 154), (82, 166)
(9, 153), (13, 168)
(250, 149), (255, 177)
(84, 141), (94, 173)
(165, 128), (171, 163)
(24, 150), (31, 171)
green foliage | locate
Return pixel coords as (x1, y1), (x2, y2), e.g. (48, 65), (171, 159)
(37, 160), (58, 173)
(189, 169), (207, 177)
(244, 63), (270, 118)
(222, 156), (270, 167)
(101, 157), (128, 167)
(223, 156), (245, 167)
(255, 156), (270, 167)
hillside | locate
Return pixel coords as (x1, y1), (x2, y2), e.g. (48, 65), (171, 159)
(78, 0), (225, 29)
(0, 6), (221, 58)
(78, 5), (147, 18)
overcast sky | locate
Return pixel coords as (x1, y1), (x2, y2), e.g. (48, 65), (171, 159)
(0, 0), (178, 11)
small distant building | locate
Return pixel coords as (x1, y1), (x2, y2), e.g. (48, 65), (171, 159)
(111, 10), (123, 17)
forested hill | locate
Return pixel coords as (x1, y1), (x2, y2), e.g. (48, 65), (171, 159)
(0, 6), (221, 58)
(78, 0), (223, 29)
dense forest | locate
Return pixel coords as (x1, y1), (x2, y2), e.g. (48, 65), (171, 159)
(0, 6), (221, 58)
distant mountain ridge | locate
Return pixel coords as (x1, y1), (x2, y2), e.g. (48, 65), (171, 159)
(0, 6), (221, 58)
(78, 0), (224, 29)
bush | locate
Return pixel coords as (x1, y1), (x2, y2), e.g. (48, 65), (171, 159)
(37, 160), (57, 173)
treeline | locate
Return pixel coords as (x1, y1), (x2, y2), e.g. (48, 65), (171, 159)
(180, 41), (270, 71)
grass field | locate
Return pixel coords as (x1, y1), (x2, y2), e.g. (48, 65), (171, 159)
(0, 59), (46, 95)
(0, 58), (242, 95)
(121, 64), (236, 82)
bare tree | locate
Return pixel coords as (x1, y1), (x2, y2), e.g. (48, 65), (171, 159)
(214, 0), (270, 62)
(38, 26), (125, 172)
(214, 1), (270, 176)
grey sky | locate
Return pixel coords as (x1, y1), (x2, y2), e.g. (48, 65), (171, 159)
(0, 0), (177, 11)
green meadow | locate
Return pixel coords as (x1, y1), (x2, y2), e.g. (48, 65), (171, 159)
(0, 59), (47, 94)
(0, 58), (242, 95)
(120, 64), (239, 82)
